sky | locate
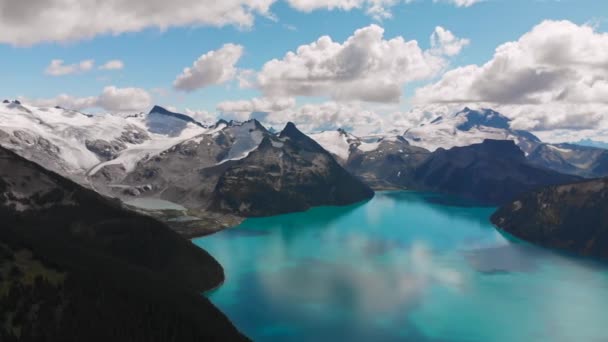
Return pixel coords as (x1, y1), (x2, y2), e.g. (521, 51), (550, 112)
(1, 0), (607, 141)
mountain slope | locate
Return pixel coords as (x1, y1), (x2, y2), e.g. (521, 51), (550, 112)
(528, 143), (608, 178)
(411, 140), (580, 204)
(0, 102), (212, 185)
(403, 107), (541, 154)
(0, 146), (248, 341)
(344, 136), (430, 189)
(210, 123), (375, 216)
(492, 178), (608, 259)
(309, 130), (431, 190)
(93, 120), (373, 220)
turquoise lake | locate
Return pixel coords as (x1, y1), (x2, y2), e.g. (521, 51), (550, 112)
(193, 192), (608, 342)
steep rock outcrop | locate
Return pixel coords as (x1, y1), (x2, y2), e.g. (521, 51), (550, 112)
(492, 178), (608, 259)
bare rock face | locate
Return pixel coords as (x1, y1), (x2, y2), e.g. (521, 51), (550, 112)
(345, 137), (430, 190)
(492, 178), (608, 259)
(410, 140), (580, 205)
(85, 126), (149, 161)
(86, 139), (127, 161)
(210, 123), (374, 216)
(103, 120), (374, 217)
(528, 143), (608, 178)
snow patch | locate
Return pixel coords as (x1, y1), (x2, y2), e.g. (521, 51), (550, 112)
(308, 131), (351, 160)
(357, 141), (380, 152)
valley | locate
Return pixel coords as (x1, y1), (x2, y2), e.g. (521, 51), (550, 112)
(1, 101), (608, 341)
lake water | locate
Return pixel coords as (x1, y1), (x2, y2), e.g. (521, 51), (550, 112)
(193, 192), (608, 342)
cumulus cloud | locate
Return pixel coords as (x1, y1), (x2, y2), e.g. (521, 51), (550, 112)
(44, 59), (95, 76)
(173, 44), (244, 91)
(251, 101), (386, 135)
(430, 26), (470, 56)
(414, 20), (608, 132)
(217, 97), (296, 113)
(99, 60), (125, 70)
(0, 0), (275, 46)
(286, 0), (409, 20)
(23, 94), (98, 110)
(256, 24), (467, 103)
(184, 109), (218, 123)
(96, 86), (152, 112)
(22, 86), (152, 113)
(286, 0), (480, 19)
(433, 0), (482, 7)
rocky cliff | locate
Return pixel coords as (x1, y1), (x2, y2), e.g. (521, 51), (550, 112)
(491, 177), (608, 259)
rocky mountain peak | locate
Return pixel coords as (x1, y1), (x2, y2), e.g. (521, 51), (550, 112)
(456, 107), (511, 131)
(473, 139), (526, 160)
(280, 122), (328, 153)
(149, 105), (201, 125)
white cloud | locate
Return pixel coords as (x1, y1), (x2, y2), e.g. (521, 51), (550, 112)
(256, 24), (467, 103)
(217, 97), (296, 113)
(99, 60), (125, 70)
(286, 0), (409, 20)
(22, 86), (152, 113)
(173, 44), (244, 91)
(414, 20), (608, 133)
(286, 0), (479, 20)
(184, 109), (218, 123)
(433, 0), (482, 7)
(229, 101), (386, 135)
(23, 94), (98, 110)
(0, 0), (275, 46)
(430, 26), (470, 56)
(44, 59), (95, 76)
(96, 86), (152, 112)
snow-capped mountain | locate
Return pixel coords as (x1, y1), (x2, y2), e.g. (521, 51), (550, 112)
(0, 101), (211, 185)
(308, 129), (430, 189)
(90, 118), (373, 222)
(308, 129), (412, 164)
(0, 101), (373, 234)
(403, 107), (542, 154)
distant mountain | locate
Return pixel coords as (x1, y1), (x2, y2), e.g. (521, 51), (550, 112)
(209, 123), (374, 216)
(309, 130), (430, 189)
(0, 103), (372, 229)
(0, 101), (151, 183)
(411, 140), (580, 205)
(91, 119), (373, 221)
(572, 139), (608, 150)
(492, 177), (608, 259)
(344, 136), (430, 190)
(403, 107), (541, 154)
(528, 143), (608, 178)
(0, 102), (216, 185)
(0, 145), (248, 341)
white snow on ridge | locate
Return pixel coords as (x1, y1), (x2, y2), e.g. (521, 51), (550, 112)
(403, 111), (521, 152)
(0, 102), (214, 177)
(218, 121), (265, 164)
(547, 144), (572, 154)
(88, 122), (209, 175)
(0, 103), (145, 173)
(308, 131), (352, 161)
(357, 141), (380, 152)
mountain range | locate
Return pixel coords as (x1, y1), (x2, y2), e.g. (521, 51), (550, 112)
(3, 101), (607, 220)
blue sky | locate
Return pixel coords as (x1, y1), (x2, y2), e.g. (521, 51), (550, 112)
(1, 0), (607, 140)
